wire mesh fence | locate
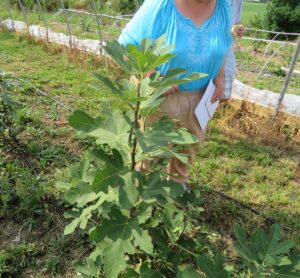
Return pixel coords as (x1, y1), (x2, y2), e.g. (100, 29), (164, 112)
(0, 0), (299, 115)
(235, 29), (300, 94)
(0, 0), (134, 42)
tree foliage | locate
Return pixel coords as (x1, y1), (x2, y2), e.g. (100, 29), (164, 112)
(58, 36), (209, 278)
(265, 0), (300, 35)
(111, 0), (142, 14)
(58, 37), (300, 277)
(234, 224), (300, 277)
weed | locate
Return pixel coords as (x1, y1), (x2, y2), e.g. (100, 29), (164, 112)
(0, 244), (40, 277)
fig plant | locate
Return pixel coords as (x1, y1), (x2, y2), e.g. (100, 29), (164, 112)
(57, 37), (213, 277)
(57, 37), (300, 277)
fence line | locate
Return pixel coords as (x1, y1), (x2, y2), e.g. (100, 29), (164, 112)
(48, 8), (131, 41)
(256, 42), (289, 80)
(241, 36), (297, 46)
(245, 27), (300, 37)
(262, 32), (288, 59)
(51, 9), (132, 21)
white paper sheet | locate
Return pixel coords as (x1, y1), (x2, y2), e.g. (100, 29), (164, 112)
(194, 79), (219, 129)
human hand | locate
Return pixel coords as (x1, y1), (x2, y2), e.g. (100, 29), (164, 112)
(165, 85), (179, 96)
(130, 75), (139, 85)
(211, 79), (224, 103)
(232, 24), (245, 38)
(237, 24), (245, 38)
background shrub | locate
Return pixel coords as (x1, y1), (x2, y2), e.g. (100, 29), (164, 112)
(111, 0), (142, 14)
(265, 0), (300, 36)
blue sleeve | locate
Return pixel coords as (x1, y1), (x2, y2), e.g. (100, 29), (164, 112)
(118, 0), (167, 46)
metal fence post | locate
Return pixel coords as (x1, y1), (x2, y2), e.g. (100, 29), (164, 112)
(274, 37), (300, 118)
(91, 0), (103, 55)
(17, 0), (30, 35)
(59, 0), (72, 48)
(36, 0), (49, 43)
(3, 0), (15, 31)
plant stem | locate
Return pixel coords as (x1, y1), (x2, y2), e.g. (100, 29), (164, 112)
(131, 74), (143, 170)
(171, 243), (197, 257)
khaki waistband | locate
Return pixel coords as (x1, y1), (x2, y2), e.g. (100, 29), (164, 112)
(180, 88), (206, 96)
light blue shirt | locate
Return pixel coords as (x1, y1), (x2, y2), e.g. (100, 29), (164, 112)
(119, 0), (233, 92)
(225, 0), (243, 76)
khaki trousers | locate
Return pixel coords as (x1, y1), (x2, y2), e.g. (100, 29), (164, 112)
(143, 90), (207, 184)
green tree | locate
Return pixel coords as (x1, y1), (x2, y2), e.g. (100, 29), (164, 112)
(265, 0), (300, 35)
(111, 0), (143, 14)
(58, 37), (211, 277)
(58, 37), (300, 277)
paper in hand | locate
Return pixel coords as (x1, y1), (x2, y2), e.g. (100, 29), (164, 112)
(194, 79), (219, 129)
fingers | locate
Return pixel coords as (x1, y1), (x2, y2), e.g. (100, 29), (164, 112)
(172, 85), (179, 93)
(211, 93), (219, 103)
(237, 26), (245, 37)
(211, 88), (224, 103)
(173, 85), (179, 92)
(165, 86), (179, 96)
(232, 25), (245, 38)
(130, 75), (139, 85)
(211, 90), (217, 103)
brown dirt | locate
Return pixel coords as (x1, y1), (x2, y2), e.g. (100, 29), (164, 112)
(0, 199), (87, 278)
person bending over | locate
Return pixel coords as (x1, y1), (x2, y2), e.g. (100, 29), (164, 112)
(119, 0), (232, 186)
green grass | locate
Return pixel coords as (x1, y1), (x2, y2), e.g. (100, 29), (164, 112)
(0, 31), (110, 276)
(0, 5), (124, 41)
(241, 2), (268, 26)
(0, 30), (300, 276)
(235, 39), (300, 95)
(190, 126), (300, 231)
(0, 31), (117, 111)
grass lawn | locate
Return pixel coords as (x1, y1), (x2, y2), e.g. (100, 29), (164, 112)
(241, 2), (268, 26)
(0, 30), (300, 276)
(235, 39), (300, 95)
(0, 5), (124, 41)
(191, 123), (300, 237)
(0, 30), (118, 276)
